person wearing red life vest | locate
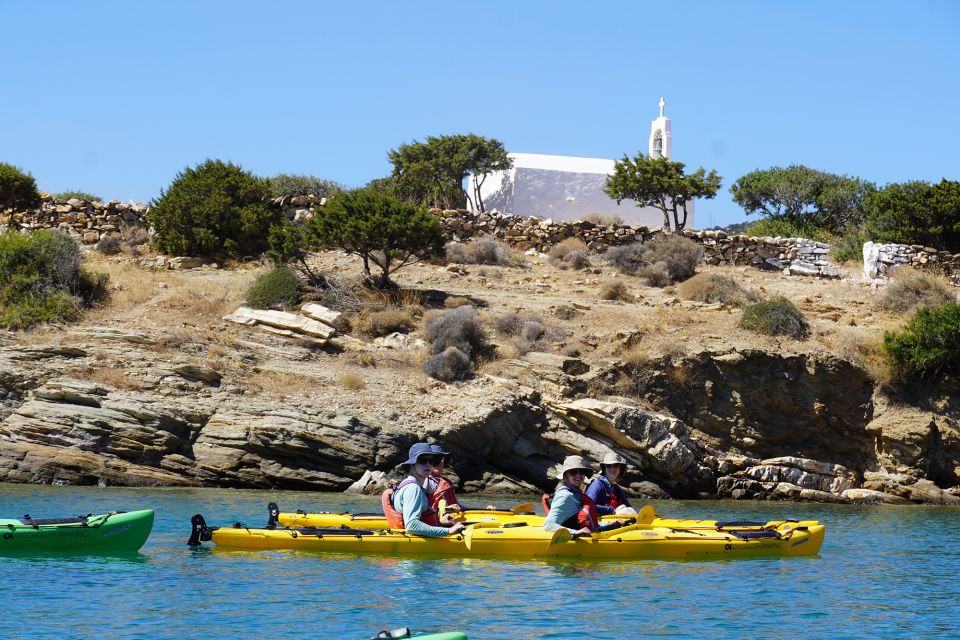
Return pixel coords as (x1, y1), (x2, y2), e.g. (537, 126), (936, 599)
(585, 452), (638, 517)
(382, 443), (465, 538)
(543, 455), (608, 537)
(427, 444), (496, 513)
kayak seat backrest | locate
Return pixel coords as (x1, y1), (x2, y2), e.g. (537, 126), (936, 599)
(730, 530), (781, 540)
(18, 516), (89, 526)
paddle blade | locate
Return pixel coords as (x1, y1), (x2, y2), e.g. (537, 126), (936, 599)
(438, 499), (447, 518)
(638, 505), (656, 525)
(543, 527), (572, 553)
(462, 526), (473, 551)
(509, 502), (534, 513)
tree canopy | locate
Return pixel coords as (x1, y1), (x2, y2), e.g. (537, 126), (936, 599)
(388, 134), (512, 211)
(603, 153), (721, 231)
(148, 159), (281, 258)
(305, 188), (445, 287)
(0, 163), (41, 212)
(864, 179), (960, 252)
(730, 165), (873, 234)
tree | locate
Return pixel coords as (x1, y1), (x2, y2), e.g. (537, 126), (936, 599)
(863, 179), (960, 253)
(148, 159), (281, 258)
(388, 134), (512, 210)
(0, 163), (41, 212)
(604, 153), (721, 231)
(730, 165), (873, 234)
(305, 188), (445, 287)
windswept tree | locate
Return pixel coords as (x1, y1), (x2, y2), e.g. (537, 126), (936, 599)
(730, 165), (873, 234)
(305, 188), (445, 287)
(863, 179), (960, 252)
(388, 134), (512, 211)
(0, 162), (41, 212)
(604, 153), (721, 231)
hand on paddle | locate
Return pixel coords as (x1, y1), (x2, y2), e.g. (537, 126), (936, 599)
(447, 522), (466, 535)
(615, 505), (638, 516)
(571, 526), (592, 538)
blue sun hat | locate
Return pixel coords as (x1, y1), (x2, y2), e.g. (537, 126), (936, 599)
(402, 442), (434, 466)
(430, 444), (450, 456)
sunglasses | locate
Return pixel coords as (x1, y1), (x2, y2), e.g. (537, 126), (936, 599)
(417, 456), (445, 466)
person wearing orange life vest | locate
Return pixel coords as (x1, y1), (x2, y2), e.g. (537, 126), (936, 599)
(382, 443), (465, 538)
(543, 455), (620, 537)
(585, 452), (638, 517)
(427, 444), (496, 513)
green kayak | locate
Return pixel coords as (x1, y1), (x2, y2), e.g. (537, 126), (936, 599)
(368, 628), (466, 640)
(0, 510), (154, 554)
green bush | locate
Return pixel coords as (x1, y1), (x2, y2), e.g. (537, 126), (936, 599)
(0, 229), (106, 329)
(739, 296), (810, 339)
(267, 174), (343, 200)
(883, 303), (960, 380)
(244, 266), (300, 309)
(148, 159), (281, 259)
(53, 191), (101, 203)
(829, 225), (870, 263)
(0, 163), (41, 211)
(745, 218), (804, 238)
(864, 179), (960, 253)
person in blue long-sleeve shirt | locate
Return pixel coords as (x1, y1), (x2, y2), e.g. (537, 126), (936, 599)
(585, 452), (638, 517)
(392, 443), (465, 538)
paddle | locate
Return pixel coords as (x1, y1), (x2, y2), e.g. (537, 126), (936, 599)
(637, 505), (656, 525)
(543, 527), (572, 553)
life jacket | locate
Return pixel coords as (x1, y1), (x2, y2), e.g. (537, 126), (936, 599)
(587, 475), (622, 509)
(542, 486), (599, 531)
(382, 477), (441, 529)
(430, 476), (459, 512)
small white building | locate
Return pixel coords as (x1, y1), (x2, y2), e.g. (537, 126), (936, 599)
(469, 98), (693, 229)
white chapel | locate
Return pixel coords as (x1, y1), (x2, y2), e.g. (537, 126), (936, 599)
(469, 98), (693, 229)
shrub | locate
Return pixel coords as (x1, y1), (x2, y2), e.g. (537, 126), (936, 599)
(444, 296), (473, 309)
(740, 296), (810, 339)
(493, 311), (524, 336)
(829, 225), (870, 264)
(445, 242), (467, 263)
(466, 237), (511, 264)
(563, 250), (590, 270)
(883, 303), (960, 380)
(579, 213), (622, 226)
(520, 318), (546, 342)
(0, 229), (103, 329)
(637, 263), (672, 287)
(53, 191), (100, 203)
(552, 305), (582, 320)
(244, 266), (300, 309)
(122, 226), (151, 249)
(677, 273), (758, 306)
(548, 237), (588, 261)
(745, 218), (804, 239)
(599, 280), (631, 301)
(356, 308), (416, 337)
(606, 243), (646, 275)
(267, 174), (343, 200)
(875, 268), (954, 315)
(95, 233), (121, 255)
(422, 346), (472, 382)
(0, 163), (41, 211)
(336, 373), (366, 390)
(644, 234), (703, 283)
(148, 159), (280, 259)
(424, 305), (490, 359)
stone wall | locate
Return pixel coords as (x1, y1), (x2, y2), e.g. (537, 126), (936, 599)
(863, 241), (960, 285)
(439, 209), (841, 278)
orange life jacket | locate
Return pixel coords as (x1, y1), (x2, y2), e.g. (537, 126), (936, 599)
(382, 477), (440, 529)
(430, 476), (459, 512)
(542, 486), (600, 531)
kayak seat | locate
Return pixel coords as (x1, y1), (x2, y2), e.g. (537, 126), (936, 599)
(715, 521), (768, 528)
(18, 515), (89, 526)
(371, 628), (411, 639)
(730, 530), (781, 540)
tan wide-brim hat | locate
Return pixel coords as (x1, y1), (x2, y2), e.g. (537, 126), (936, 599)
(556, 455), (594, 479)
(600, 452), (627, 467)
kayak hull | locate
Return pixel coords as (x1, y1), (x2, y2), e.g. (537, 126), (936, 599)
(205, 520), (824, 560)
(0, 510), (155, 554)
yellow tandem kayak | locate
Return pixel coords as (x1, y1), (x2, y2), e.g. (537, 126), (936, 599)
(189, 514), (824, 560)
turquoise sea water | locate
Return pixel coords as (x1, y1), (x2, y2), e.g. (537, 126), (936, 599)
(1, 484), (958, 640)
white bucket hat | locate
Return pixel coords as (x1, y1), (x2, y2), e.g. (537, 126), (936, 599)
(556, 455), (594, 479)
(600, 452), (627, 467)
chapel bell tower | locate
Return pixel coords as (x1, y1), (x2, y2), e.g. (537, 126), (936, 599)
(648, 97), (672, 159)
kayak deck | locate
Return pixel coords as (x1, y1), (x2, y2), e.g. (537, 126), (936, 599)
(191, 515), (824, 560)
(0, 510), (155, 554)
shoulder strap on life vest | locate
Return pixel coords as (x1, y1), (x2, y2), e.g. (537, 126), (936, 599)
(430, 476), (457, 512)
(384, 477), (441, 529)
(541, 492), (552, 515)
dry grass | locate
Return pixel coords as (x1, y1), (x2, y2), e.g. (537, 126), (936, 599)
(355, 308), (416, 337)
(351, 351), (378, 367)
(71, 365), (141, 390)
(579, 213), (622, 226)
(828, 327), (896, 387)
(548, 237), (588, 261)
(243, 369), (317, 398)
(874, 267), (955, 315)
(620, 344), (651, 369)
(677, 273), (758, 306)
(599, 280), (632, 302)
(337, 373), (366, 390)
(444, 296), (473, 309)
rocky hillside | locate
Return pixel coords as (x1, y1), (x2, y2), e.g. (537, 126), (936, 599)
(1, 247), (958, 505)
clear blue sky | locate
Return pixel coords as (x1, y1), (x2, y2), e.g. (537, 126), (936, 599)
(3, 1), (958, 228)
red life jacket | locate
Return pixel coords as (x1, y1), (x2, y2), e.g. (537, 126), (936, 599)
(430, 476), (459, 512)
(587, 476), (622, 509)
(381, 477), (440, 529)
(542, 486), (600, 531)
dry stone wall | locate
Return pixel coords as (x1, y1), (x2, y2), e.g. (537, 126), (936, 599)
(863, 241), (960, 285)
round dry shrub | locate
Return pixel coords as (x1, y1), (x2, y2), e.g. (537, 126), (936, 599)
(678, 273), (758, 306)
(445, 242), (468, 264)
(422, 346), (472, 382)
(645, 234), (703, 282)
(638, 262), (672, 288)
(563, 250), (590, 270)
(875, 268), (955, 315)
(493, 311), (524, 336)
(599, 279), (631, 301)
(357, 308), (416, 337)
(549, 237), (588, 261)
(465, 236), (510, 265)
(739, 296), (810, 339)
(882, 302), (960, 380)
(245, 266), (300, 310)
(605, 243), (646, 275)
(424, 305), (490, 358)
